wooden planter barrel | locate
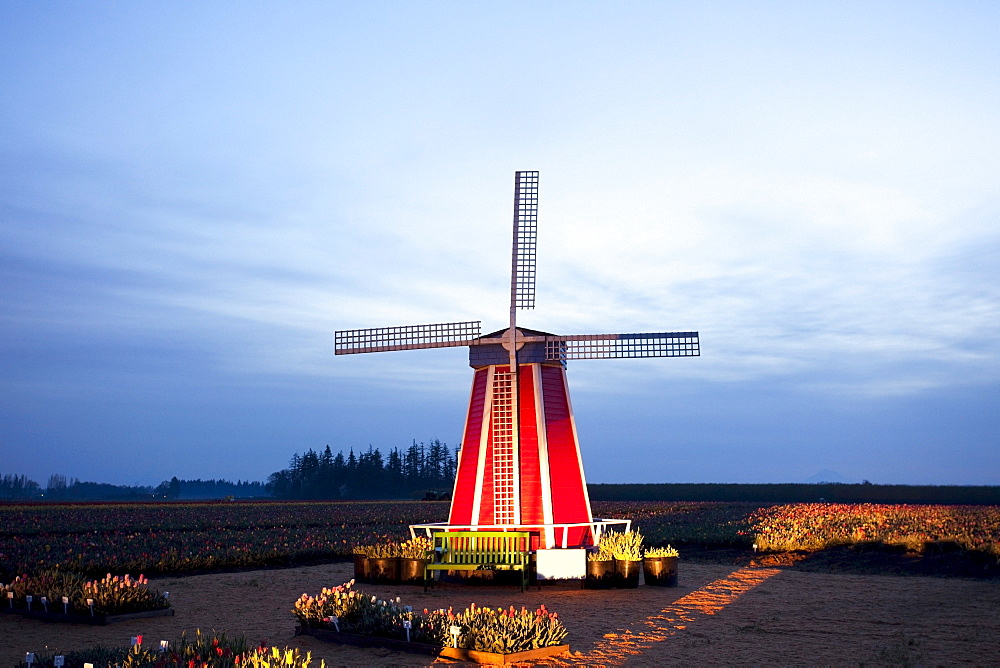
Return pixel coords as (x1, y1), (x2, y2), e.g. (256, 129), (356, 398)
(353, 554), (371, 583)
(614, 559), (641, 588)
(399, 557), (429, 584)
(643, 556), (678, 586)
(585, 559), (615, 589)
(369, 557), (400, 584)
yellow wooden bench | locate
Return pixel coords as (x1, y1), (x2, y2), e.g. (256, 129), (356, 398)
(424, 531), (531, 592)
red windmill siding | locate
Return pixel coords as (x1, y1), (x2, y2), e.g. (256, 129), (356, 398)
(448, 361), (594, 547)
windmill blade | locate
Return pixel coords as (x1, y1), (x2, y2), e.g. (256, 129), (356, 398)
(543, 331), (700, 361)
(335, 321), (482, 355)
(510, 170), (539, 311)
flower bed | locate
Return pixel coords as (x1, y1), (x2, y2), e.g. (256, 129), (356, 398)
(1, 569), (171, 623)
(16, 629), (321, 668)
(295, 625), (570, 664)
(293, 580), (569, 659)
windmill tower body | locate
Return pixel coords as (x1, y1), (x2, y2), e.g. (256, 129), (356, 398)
(335, 171), (699, 550)
(449, 331), (593, 548)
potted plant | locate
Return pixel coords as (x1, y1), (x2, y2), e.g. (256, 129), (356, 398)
(642, 545), (679, 587)
(398, 536), (433, 585)
(367, 541), (402, 584)
(352, 546), (372, 584)
(609, 530), (643, 588)
(584, 537), (615, 589)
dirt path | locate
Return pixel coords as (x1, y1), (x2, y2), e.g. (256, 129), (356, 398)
(2, 562), (998, 666)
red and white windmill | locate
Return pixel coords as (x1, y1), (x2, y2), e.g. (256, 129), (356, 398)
(336, 171), (699, 548)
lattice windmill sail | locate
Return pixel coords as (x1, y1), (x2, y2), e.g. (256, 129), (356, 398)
(336, 171), (699, 547)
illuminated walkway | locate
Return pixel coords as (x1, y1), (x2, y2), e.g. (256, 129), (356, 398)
(556, 567), (782, 665)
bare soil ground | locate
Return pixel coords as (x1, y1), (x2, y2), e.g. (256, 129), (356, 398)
(2, 556), (998, 666)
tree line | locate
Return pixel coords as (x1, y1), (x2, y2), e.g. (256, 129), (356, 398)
(1, 439), (457, 502)
(265, 440), (458, 500)
(0, 473), (265, 501)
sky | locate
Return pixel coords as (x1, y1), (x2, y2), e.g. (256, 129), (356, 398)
(1, 2), (998, 488)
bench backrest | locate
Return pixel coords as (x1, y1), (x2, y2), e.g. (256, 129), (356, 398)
(431, 531), (530, 566)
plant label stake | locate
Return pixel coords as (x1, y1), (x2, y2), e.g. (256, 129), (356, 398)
(41, 596), (48, 613)
(449, 625), (461, 648)
(54, 656), (65, 667)
(87, 598), (94, 616)
(330, 615), (339, 632)
(25, 653), (35, 666)
(160, 640), (169, 652)
(403, 619), (412, 643)
(62, 596), (70, 614)
(163, 591), (169, 599)
(25, 595), (32, 611)
(7, 591), (12, 608)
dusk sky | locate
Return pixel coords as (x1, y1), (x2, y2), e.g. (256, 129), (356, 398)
(2, 2), (998, 488)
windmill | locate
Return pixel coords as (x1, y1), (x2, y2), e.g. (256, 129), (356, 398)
(335, 171), (699, 548)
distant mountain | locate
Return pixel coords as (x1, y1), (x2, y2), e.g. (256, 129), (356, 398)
(805, 469), (854, 484)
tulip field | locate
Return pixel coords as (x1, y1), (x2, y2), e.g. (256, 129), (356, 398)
(1, 500), (998, 578)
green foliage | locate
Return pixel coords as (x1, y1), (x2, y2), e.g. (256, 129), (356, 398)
(352, 542), (401, 558)
(644, 545), (679, 558)
(596, 530), (644, 561)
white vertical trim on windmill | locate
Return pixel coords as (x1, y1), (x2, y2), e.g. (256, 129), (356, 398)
(533, 364), (555, 547)
(449, 368), (482, 515)
(470, 366), (495, 527)
(560, 364), (596, 543)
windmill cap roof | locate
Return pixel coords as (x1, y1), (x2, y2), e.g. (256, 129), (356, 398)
(480, 327), (558, 339)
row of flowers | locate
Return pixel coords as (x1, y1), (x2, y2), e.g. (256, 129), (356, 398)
(2, 569), (169, 616)
(293, 580), (568, 653)
(17, 629), (322, 668)
(748, 503), (1000, 555)
(3, 501), (997, 578)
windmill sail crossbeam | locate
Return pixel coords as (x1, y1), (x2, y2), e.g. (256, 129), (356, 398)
(335, 321), (482, 355)
(542, 332), (700, 360)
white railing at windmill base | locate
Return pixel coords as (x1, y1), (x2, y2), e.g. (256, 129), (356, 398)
(408, 518), (632, 550)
